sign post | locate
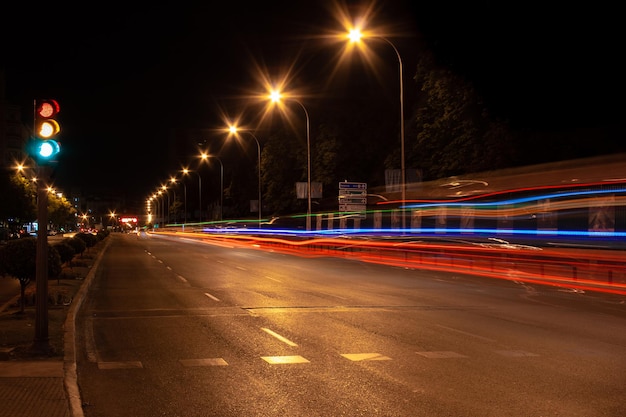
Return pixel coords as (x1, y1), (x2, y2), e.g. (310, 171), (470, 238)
(338, 181), (367, 213)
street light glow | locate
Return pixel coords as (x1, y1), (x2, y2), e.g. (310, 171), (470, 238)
(269, 90), (281, 102)
(348, 29), (362, 42)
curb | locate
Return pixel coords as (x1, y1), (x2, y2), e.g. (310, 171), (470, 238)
(63, 237), (112, 417)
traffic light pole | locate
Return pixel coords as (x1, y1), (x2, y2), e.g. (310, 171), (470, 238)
(33, 165), (50, 351)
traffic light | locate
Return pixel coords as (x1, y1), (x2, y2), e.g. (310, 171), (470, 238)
(28, 99), (61, 164)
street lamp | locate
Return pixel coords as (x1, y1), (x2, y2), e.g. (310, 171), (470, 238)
(226, 125), (262, 227)
(176, 176), (187, 226)
(199, 152), (224, 221)
(169, 177), (179, 224)
(347, 28), (406, 229)
(267, 90), (312, 231)
(161, 185), (170, 224)
(109, 211), (117, 230)
(147, 197), (154, 227)
(182, 168), (201, 223)
(156, 190), (165, 227)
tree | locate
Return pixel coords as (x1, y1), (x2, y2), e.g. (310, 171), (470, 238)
(312, 123), (340, 190)
(260, 129), (307, 215)
(0, 237), (61, 313)
(170, 198), (183, 223)
(405, 52), (516, 181)
(0, 173), (37, 227)
(48, 192), (76, 231)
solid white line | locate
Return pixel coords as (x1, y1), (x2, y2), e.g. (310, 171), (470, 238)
(261, 327), (298, 347)
(204, 292), (220, 301)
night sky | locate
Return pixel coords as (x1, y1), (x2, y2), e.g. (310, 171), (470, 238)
(3, 1), (624, 209)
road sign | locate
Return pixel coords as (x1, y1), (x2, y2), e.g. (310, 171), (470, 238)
(339, 182), (367, 190)
(338, 196), (367, 205)
(339, 189), (366, 197)
(338, 182), (367, 212)
(339, 204), (367, 212)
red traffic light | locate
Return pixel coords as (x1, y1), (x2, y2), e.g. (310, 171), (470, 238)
(36, 99), (60, 118)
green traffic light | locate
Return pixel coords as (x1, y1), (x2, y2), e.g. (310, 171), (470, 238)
(27, 137), (60, 164)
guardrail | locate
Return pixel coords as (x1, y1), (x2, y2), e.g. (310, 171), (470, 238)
(153, 230), (626, 296)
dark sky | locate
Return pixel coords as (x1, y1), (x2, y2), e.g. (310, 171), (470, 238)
(3, 1), (624, 209)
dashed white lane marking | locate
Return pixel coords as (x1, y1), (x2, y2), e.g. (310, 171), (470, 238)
(236, 266), (247, 271)
(341, 353), (392, 361)
(265, 276), (281, 282)
(204, 292), (220, 301)
(180, 358), (228, 367)
(415, 351), (467, 358)
(495, 350), (539, 357)
(262, 355), (310, 364)
(176, 275), (188, 284)
(435, 324), (496, 343)
(98, 361), (143, 370)
(261, 327), (298, 347)
(157, 260), (163, 264)
(166, 266), (172, 271)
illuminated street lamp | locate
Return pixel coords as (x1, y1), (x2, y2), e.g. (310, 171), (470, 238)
(146, 198), (154, 226)
(156, 190), (165, 227)
(182, 168), (201, 224)
(267, 90), (312, 231)
(161, 185), (170, 224)
(182, 168), (202, 221)
(15, 163), (37, 184)
(169, 176), (179, 224)
(109, 211), (117, 230)
(199, 152), (224, 221)
(226, 125), (262, 227)
(346, 28), (406, 229)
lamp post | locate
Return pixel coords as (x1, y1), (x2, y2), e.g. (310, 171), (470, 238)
(161, 185), (170, 225)
(199, 152), (223, 221)
(147, 197), (155, 228)
(157, 190), (165, 227)
(182, 168), (201, 223)
(169, 177), (179, 224)
(109, 211), (117, 231)
(268, 91), (312, 231)
(227, 125), (262, 227)
(347, 29), (406, 229)
(180, 180), (187, 226)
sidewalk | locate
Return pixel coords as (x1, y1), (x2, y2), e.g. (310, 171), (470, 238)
(0, 237), (110, 417)
(0, 361), (68, 417)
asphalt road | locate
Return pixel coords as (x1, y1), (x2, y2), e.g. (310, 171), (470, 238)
(75, 232), (626, 417)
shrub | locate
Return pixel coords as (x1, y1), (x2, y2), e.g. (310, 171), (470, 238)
(64, 236), (86, 257)
(54, 241), (76, 266)
(74, 232), (97, 250)
(0, 237), (62, 312)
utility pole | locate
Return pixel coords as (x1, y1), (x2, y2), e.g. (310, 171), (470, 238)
(33, 166), (50, 351)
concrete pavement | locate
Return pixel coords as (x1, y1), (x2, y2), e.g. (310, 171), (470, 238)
(0, 237), (110, 417)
